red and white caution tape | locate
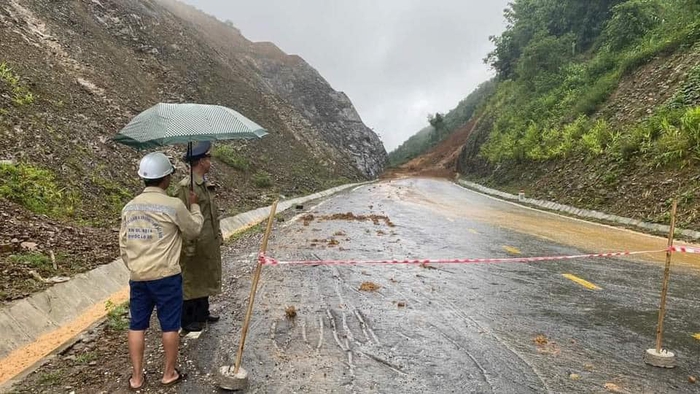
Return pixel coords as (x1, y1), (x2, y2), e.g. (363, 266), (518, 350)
(670, 246), (700, 254)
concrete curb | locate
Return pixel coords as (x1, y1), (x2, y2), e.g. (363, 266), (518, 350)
(0, 181), (367, 382)
(0, 261), (129, 359)
(456, 178), (700, 240)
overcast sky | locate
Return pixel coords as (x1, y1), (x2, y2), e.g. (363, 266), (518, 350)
(180, 0), (510, 151)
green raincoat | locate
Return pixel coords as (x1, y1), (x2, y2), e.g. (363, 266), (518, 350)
(176, 174), (222, 300)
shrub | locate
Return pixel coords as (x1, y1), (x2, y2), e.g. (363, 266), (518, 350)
(654, 121), (690, 167)
(574, 72), (620, 115)
(580, 119), (612, 155)
(0, 163), (78, 217)
(212, 145), (249, 171)
(669, 66), (700, 107)
(560, 116), (588, 155)
(105, 300), (129, 331)
(680, 106), (700, 151)
(0, 62), (36, 106)
(522, 123), (544, 161)
(602, 0), (662, 51)
(252, 171), (272, 188)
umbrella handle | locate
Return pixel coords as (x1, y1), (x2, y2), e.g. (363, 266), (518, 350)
(188, 141), (194, 192)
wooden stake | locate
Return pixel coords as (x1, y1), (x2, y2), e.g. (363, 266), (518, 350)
(233, 200), (279, 374)
(50, 250), (57, 270)
(655, 199), (678, 353)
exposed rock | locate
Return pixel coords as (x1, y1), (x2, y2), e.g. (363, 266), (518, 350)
(248, 47), (387, 177)
(45, 276), (71, 283)
(20, 242), (38, 251)
(0, 0), (386, 302)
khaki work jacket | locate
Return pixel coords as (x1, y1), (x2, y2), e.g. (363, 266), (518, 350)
(119, 187), (203, 281)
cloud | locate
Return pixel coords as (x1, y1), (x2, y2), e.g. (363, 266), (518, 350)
(180, 0), (509, 150)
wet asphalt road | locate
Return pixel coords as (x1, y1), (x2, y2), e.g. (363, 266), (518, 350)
(182, 178), (700, 393)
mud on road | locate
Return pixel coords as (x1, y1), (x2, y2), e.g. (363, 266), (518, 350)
(12, 178), (700, 393)
(190, 179), (700, 393)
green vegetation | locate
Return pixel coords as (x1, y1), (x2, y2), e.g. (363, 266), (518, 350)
(9, 253), (52, 269)
(226, 222), (265, 244)
(0, 62), (35, 106)
(0, 163), (79, 217)
(212, 145), (250, 171)
(37, 371), (63, 386)
(466, 0), (700, 169)
(252, 171), (272, 188)
(387, 126), (433, 167)
(285, 159), (354, 196)
(75, 352), (97, 364)
(105, 300), (129, 331)
(388, 80), (496, 166)
(91, 165), (133, 217)
(8, 252), (70, 278)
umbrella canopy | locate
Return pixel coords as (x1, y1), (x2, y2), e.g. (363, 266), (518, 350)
(112, 103), (268, 150)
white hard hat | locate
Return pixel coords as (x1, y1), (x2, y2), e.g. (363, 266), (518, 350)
(138, 152), (174, 179)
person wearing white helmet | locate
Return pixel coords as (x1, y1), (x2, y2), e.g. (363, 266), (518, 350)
(119, 152), (204, 390)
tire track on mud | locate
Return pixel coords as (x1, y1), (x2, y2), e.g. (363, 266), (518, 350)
(426, 289), (551, 393)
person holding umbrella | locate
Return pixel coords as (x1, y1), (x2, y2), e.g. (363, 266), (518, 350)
(177, 141), (223, 332)
(112, 103), (268, 331)
(119, 152), (203, 389)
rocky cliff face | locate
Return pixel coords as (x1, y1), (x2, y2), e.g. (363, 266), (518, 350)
(0, 0), (386, 211)
(156, 0), (388, 179)
(0, 0), (386, 300)
(245, 45), (387, 178)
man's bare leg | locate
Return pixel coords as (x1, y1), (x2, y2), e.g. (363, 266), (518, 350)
(161, 331), (180, 384)
(128, 330), (146, 388)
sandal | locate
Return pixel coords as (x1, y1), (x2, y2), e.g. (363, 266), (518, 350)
(128, 374), (146, 391)
(162, 368), (186, 386)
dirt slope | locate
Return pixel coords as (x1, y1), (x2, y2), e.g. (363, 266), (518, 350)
(0, 0), (386, 302)
(384, 117), (480, 179)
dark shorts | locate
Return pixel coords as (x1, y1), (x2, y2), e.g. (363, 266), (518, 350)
(129, 274), (183, 332)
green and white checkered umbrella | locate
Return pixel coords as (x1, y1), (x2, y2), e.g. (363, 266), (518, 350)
(112, 103), (268, 149)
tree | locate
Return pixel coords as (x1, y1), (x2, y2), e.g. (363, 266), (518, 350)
(428, 113), (445, 142)
(485, 0), (623, 78)
(516, 32), (576, 91)
(602, 0), (662, 51)
(428, 112), (444, 130)
(388, 82), (496, 167)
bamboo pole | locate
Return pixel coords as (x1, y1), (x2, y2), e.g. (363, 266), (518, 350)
(655, 199), (678, 353)
(233, 199), (279, 374)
